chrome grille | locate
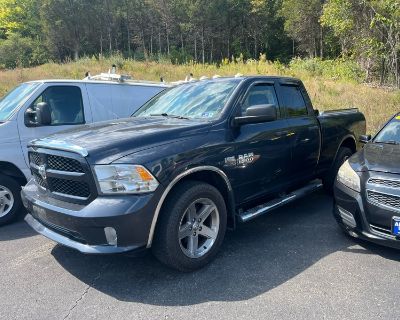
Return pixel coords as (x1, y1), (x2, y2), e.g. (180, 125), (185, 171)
(367, 190), (400, 210)
(47, 155), (84, 173)
(32, 172), (46, 188)
(368, 178), (400, 189)
(29, 152), (43, 166)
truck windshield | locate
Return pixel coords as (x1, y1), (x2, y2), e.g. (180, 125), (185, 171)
(134, 79), (240, 120)
(0, 82), (40, 122)
(374, 114), (400, 145)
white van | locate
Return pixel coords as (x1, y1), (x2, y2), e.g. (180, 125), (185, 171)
(0, 77), (169, 225)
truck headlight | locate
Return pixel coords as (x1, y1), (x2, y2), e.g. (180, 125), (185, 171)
(337, 160), (360, 192)
(93, 165), (159, 194)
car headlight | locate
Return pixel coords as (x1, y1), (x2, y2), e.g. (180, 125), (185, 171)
(93, 165), (159, 194)
(336, 160), (360, 192)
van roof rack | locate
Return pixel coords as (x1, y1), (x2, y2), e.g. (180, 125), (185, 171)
(83, 66), (168, 86)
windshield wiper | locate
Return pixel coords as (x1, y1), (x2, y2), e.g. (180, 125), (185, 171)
(150, 113), (190, 120)
(375, 140), (399, 145)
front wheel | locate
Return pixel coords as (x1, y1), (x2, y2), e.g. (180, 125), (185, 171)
(152, 181), (227, 272)
(0, 174), (23, 226)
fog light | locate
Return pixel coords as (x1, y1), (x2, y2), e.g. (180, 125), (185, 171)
(338, 206), (356, 228)
(104, 227), (117, 246)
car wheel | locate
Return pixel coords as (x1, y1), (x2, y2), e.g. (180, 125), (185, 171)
(323, 147), (353, 193)
(152, 180), (227, 272)
(0, 174), (23, 226)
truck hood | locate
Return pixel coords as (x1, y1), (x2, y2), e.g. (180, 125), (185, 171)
(31, 117), (211, 164)
(350, 142), (400, 174)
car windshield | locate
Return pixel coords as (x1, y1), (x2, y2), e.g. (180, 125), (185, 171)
(374, 114), (400, 144)
(134, 79), (241, 120)
(0, 82), (40, 122)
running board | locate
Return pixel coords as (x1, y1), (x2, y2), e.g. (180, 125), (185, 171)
(238, 179), (323, 222)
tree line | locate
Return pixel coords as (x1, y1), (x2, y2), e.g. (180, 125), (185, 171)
(0, 0), (399, 87)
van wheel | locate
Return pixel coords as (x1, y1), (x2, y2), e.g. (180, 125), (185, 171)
(152, 181), (227, 272)
(0, 174), (23, 226)
(323, 147), (353, 193)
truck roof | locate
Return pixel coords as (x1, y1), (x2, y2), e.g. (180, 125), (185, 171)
(170, 75), (302, 84)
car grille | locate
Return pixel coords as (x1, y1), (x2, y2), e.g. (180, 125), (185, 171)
(368, 178), (400, 189)
(29, 150), (94, 202)
(367, 190), (400, 211)
(369, 224), (396, 239)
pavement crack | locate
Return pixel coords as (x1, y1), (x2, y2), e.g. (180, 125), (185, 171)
(62, 262), (110, 320)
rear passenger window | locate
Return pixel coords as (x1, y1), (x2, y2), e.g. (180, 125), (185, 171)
(280, 85), (308, 117)
(31, 86), (84, 125)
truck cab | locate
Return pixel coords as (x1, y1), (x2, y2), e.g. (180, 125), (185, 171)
(0, 77), (168, 225)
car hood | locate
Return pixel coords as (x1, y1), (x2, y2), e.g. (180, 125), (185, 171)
(30, 117), (211, 164)
(350, 142), (400, 174)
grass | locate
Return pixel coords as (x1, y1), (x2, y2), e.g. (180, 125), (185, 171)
(1, 56), (399, 134)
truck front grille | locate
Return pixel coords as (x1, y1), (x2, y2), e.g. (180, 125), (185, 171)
(367, 190), (400, 211)
(29, 150), (95, 203)
(47, 155), (84, 173)
(49, 177), (90, 198)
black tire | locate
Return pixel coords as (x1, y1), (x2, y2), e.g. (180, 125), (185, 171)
(323, 147), (353, 193)
(152, 180), (227, 272)
(0, 174), (23, 226)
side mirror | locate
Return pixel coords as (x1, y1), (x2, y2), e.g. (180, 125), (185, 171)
(234, 104), (277, 126)
(25, 102), (51, 127)
(359, 134), (371, 144)
(36, 102), (52, 126)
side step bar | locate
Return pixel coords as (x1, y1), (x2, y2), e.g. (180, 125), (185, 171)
(238, 179), (323, 222)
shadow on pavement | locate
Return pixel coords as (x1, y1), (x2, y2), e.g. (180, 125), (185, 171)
(52, 190), (379, 305)
(0, 218), (36, 241)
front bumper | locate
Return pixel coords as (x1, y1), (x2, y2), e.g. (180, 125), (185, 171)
(333, 181), (400, 250)
(22, 179), (164, 254)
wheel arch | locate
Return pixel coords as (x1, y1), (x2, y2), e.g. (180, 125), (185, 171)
(146, 166), (235, 248)
(331, 135), (357, 169)
(0, 161), (27, 186)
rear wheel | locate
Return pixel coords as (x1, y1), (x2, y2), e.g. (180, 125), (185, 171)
(0, 174), (23, 226)
(152, 181), (227, 271)
(323, 147), (353, 193)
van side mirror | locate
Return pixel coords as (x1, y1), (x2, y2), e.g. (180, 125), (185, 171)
(359, 134), (371, 144)
(24, 102), (52, 127)
(234, 104), (277, 126)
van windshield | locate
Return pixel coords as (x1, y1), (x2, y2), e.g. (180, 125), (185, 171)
(0, 82), (40, 122)
(134, 79), (240, 120)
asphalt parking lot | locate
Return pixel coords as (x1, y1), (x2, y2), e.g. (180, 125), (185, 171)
(1, 190), (399, 320)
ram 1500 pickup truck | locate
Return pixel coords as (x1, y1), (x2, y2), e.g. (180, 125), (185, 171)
(22, 76), (366, 271)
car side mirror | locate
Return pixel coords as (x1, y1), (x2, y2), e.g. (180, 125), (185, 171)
(25, 102), (52, 127)
(234, 104), (277, 126)
(359, 134), (371, 144)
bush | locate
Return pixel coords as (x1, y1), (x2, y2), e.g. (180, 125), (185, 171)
(0, 33), (48, 69)
(289, 58), (364, 82)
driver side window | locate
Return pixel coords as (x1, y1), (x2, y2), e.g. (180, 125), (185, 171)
(241, 83), (278, 115)
(31, 86), (84, 126)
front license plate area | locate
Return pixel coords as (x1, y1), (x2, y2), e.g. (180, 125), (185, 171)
(392, 216), (400, 237)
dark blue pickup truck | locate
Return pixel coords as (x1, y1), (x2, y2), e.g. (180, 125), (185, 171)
(22, 76), (366, 271)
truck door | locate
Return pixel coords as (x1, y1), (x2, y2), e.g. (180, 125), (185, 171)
(17, 84), (92, 167)
(276, 83), (321, 182)
(228, 82), (291, 204)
